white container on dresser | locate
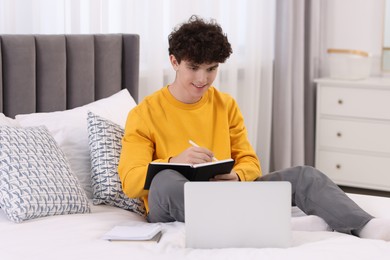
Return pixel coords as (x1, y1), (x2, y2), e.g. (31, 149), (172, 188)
(315, 77), (390, 191)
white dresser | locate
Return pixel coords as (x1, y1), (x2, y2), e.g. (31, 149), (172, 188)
(315, 78), (390, 191)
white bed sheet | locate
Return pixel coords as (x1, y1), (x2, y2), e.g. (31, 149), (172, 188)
(1, 193), (390, 260)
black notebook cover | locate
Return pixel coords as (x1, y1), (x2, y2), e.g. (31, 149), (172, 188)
(144, 159), (235, 190)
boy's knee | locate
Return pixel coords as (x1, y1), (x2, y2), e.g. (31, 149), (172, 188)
(297, 165), (328, 184)
(152, 169), (176, 183)
(150, 169), (186, 197)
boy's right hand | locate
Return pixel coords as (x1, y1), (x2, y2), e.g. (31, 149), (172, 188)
(169, 146), (214, 165)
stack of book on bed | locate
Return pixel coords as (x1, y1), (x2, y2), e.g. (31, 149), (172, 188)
(102, 223), (162, 243)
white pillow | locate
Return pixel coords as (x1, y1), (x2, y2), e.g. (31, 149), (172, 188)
(15, 89), (137, 198)
(0, 113), (20, 127)
(0, 125), (91, 223)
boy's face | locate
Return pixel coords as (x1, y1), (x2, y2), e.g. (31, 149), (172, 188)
(170, 55), (219, 104)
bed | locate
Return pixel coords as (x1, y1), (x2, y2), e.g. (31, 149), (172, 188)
(1, 34), (390, 260)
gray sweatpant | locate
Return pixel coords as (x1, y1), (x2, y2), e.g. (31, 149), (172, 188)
(146, 165), (373, 235)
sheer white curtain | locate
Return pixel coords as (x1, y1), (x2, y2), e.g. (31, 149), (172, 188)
(0, 0), (276, 173)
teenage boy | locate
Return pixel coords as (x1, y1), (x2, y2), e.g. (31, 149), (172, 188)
(118, 15), (390, 240)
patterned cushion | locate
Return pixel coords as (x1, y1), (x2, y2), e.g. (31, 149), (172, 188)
(0, 126), (91, 223)
(87, 112), (146, 216)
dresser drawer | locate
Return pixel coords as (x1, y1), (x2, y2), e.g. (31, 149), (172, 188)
(319, 86), (390, 120)
(316, 151), (390, 191)
(317, 119), (390, 153)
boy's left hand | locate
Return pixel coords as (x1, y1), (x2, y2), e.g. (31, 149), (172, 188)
(210, 169), (240, 181)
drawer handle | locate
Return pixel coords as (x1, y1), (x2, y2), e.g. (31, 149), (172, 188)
(336, 164), (341, 170)
(337, 99), (343, 105)
(336, 132), (342, 137)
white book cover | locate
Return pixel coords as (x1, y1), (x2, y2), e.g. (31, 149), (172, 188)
(102, 223), (162, 241)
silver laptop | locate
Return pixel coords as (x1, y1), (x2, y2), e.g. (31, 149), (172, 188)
(184, 181), (292, 248)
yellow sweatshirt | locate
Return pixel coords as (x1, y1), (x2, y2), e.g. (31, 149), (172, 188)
(118, 86), (261, 211)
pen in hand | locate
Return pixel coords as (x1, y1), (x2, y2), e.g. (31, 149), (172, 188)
(188, 140), (218, 161)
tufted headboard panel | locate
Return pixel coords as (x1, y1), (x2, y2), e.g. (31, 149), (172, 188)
(0, 34), (139, 118)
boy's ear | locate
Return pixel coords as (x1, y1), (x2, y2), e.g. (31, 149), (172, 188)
(170, 55), (180, 70)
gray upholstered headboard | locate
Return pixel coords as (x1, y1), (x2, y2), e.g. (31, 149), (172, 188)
(0, 34), (139, 118)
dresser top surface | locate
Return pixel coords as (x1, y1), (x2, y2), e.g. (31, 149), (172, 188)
(315, 77), (390, 88)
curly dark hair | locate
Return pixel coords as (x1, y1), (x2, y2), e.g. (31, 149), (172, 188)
(168, 15), (232, 64)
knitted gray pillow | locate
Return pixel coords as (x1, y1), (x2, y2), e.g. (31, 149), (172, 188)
(0, 126), (91, 223)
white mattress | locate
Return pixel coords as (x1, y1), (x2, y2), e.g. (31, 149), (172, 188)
(1, 193), (390, 260)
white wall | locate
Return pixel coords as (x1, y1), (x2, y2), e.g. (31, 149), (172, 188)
(322, 0), (385, 76)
